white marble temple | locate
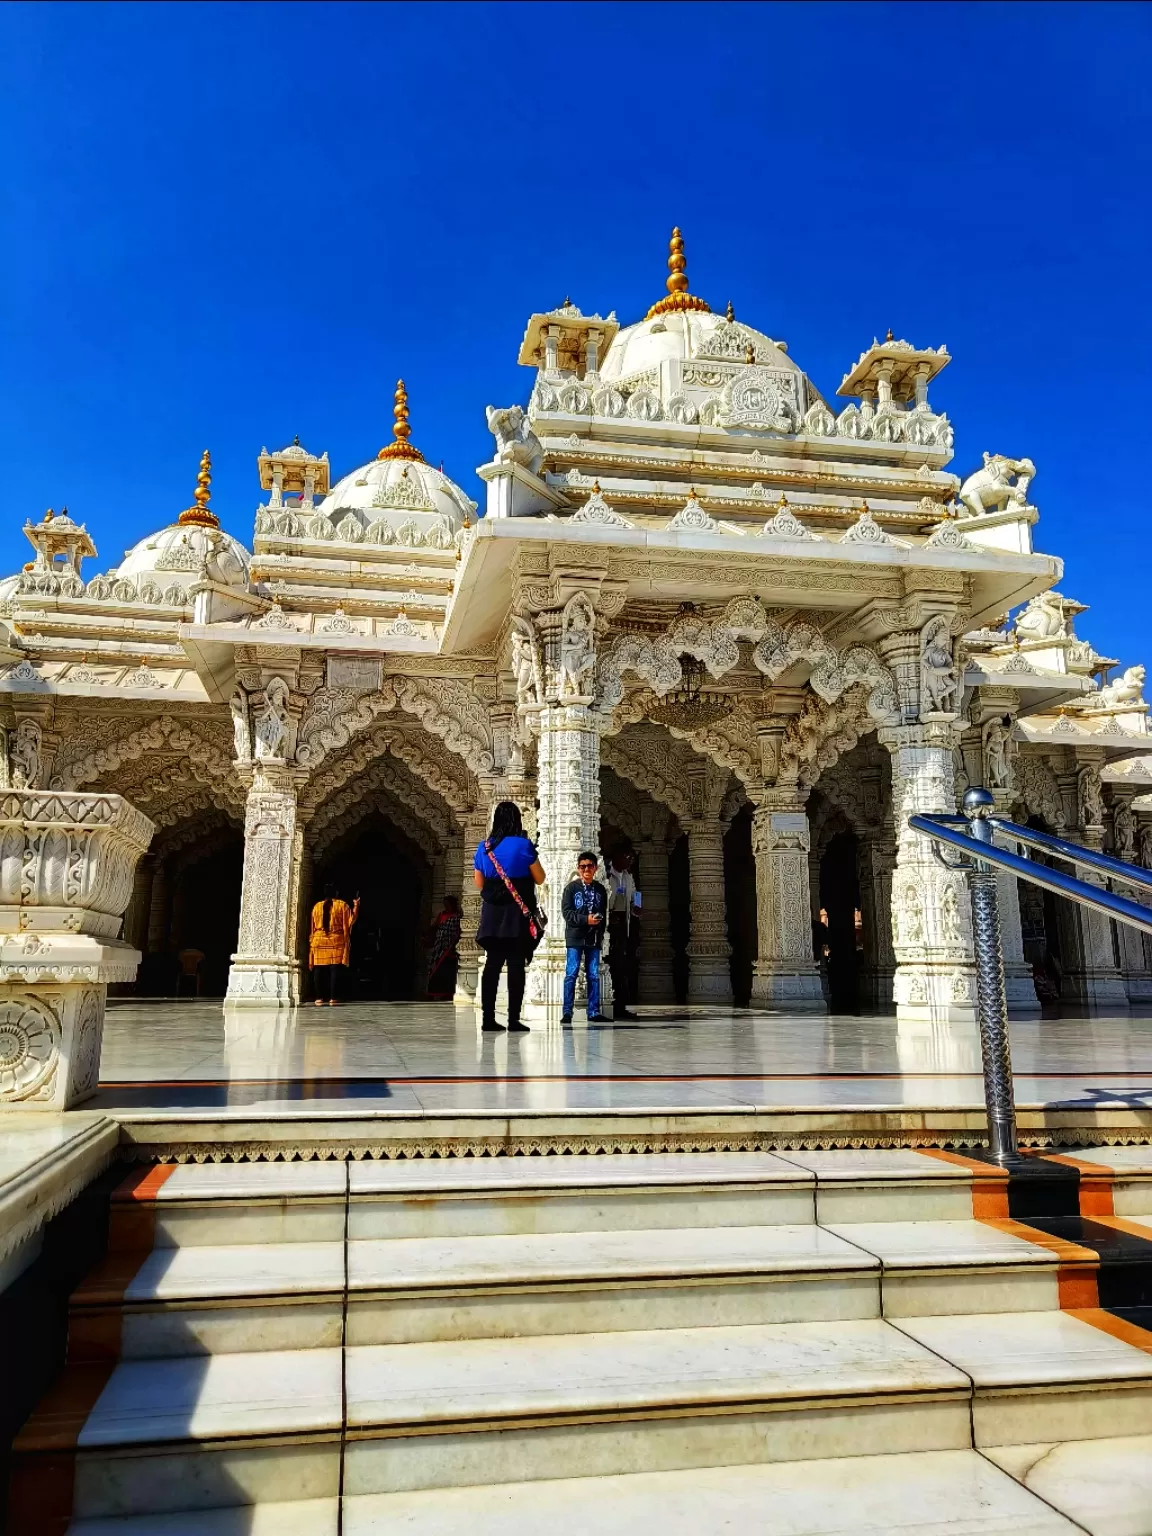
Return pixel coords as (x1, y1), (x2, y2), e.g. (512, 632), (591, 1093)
(342, 1449), (1080, 1534)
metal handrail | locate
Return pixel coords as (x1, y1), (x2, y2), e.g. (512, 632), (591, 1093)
(990, 818), (1152, 893)
(909, 787), (1152, 1165)
(909, 817), (1152, 937)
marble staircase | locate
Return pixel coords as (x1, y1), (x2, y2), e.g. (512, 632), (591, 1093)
(8, 1145), (1152, 1534)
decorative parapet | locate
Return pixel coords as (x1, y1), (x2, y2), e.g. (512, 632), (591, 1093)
(0, 792), (154, 1110)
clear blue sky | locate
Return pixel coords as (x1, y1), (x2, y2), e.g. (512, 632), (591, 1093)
(2, 2), (1148, 667)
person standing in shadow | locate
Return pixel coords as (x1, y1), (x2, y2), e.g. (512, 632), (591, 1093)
(473, 801), (545, 1033)
(606, 847), (640, 1021)
(560, 852), (611, 1026)
(309, 882), (360, 1007)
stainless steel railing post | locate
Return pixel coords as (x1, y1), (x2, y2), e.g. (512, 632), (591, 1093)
(961, 787), (1018, 1162)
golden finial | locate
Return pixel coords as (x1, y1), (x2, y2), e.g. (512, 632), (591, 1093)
(378, 379), (425, 463)
(646, 226), (712, 320)
(885, 327), (894, 342)
(43, 508), (54, 523)
(592, 480), (602, 495)
(725, 299), (734, 322)
(777, 492), (788, 509)
(744, 343), (756, 365)
(178, 449), (220, 529)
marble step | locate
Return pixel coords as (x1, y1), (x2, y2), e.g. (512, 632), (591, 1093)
(67, 1502), (337, 1535)
(108, 1163), (348, 1249)
(343, 1317), (973, 1494)
(890, 1306), (1152, 1446)
(10, 1348), (342, 1525)
(70, 1241), (346, 1358)
(346, 1219), (1091, 1343)
(340, 1449), (1086, 1535)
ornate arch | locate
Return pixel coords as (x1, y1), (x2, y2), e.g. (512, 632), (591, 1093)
(313, 795), (440, 863)
(300, 721), (475, 816)
(1014, 752), (1067, 831)
(781, 687), (879, 789)
(294, 675), (493, 776)
(309, 755), (456, 856)
(601, 732), (692, 820)
(605, 695), (757, 788)
(52, 715), (238, 794)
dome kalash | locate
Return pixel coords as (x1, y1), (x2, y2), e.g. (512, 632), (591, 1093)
(256, 382), (476, 550)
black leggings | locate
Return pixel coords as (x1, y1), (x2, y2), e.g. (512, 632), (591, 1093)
(313, 964), (344, 1001)
(480, 939), (527, 1026)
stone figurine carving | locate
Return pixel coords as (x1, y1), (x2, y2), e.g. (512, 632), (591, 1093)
(1141, 823), (1152, 871)
(230, 689), (252, 762)
(10, 719), (43, 789)
(920, 616), (960, 716)
(254, 677), (291, 760)
(1114, 800), (1137, 861)
(941, 883), (963, 943)
(485, 404), (544, 477)
(958, 453), (1036, 519)
(559, 594), (597, 700)
(982, 717), (1015, 791)
(1089, 664), (1147, 711)
(1077, 764), (1104, 828)
(510, 616), (543, 710)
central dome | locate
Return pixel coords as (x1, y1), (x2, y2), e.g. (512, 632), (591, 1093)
(599, 307), (800, 383)
(318, 456), (476, 534)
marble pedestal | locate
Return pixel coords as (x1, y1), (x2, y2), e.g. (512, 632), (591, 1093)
(0, 791), (153, 1111)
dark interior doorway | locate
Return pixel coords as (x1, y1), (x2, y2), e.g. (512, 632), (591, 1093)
(724, 806), (755, 1007)
(819, 830), (862, 1013)
(312, 814), (430, 999)
(137, 834), (243, 997)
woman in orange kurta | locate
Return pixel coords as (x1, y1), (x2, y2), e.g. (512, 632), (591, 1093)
(309, 884), (360, 1006)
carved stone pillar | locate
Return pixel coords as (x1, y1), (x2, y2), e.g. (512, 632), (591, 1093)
(295, 834), (315, 993)
(988, 789), (1041, 1015)
(0, 791), (153, 1109)
(750, 791), (824, 1010)
(455, 807), (490, 1003)
(881, 721), (977, 1022)
(529, 700), (601, 1017)
(636, 806), (674, 1004)
(685, 816), (732, 1004)
(146, 862), (170, 955)
(226, 765), (306, 1006)
(858, 831), (896, 1008)
(1061, 758), (1128, 1012)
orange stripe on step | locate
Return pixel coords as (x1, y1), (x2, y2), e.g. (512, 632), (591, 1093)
(1067, 1306), (1152, 1356)
(112, 1162), (178, 1201)
(916, 1148), (1009, 1176)
(8, 1359), (119, 1534)
(1087, 1213), (1152, 1243)
(979, 1216), (1099, 1266)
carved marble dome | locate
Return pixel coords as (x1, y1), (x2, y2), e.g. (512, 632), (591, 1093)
(112, 519), (251, 590)
(317, 455), (476, 537)
(599, 308), (802, 385)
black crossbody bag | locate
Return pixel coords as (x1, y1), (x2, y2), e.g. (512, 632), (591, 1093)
(485, 839), (548, 954)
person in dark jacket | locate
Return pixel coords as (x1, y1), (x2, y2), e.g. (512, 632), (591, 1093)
(473, 801), (545, 1033)
(560, 852), (610, 1025)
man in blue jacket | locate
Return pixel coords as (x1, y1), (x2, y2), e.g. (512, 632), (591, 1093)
(560, 852), (611, 1025)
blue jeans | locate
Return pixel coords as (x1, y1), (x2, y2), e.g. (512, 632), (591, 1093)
(563, 946), (601, 1018)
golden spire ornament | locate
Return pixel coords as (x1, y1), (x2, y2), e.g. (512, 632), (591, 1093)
(377, 379), (425, 462)
(178, 449), (220, 529)
(645, 227), (712, 320)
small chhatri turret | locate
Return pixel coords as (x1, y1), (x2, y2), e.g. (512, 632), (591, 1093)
(645, 226), (711, 320)
(178, 450), (220, 529)
(378, 380), (425, 463)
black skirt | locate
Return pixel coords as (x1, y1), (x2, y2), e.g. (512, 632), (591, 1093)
(477, 876), (535, 946)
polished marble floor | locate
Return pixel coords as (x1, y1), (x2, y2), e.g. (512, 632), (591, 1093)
(90, 1000), (1152, 1116)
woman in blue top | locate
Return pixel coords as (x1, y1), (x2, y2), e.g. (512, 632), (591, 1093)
(472, 800), (545, 1033)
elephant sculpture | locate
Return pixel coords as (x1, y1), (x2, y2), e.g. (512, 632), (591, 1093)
(958, 453), (1036, 519)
